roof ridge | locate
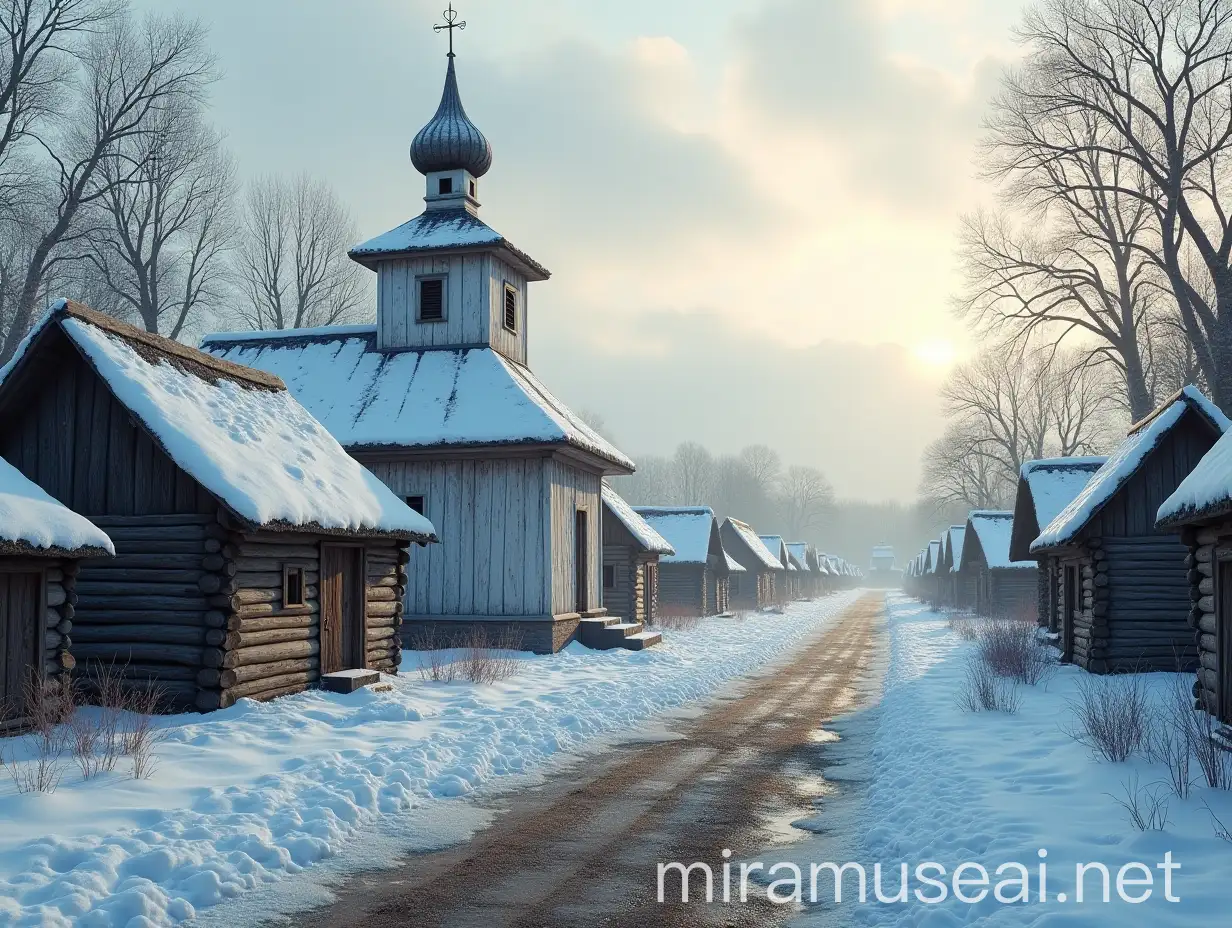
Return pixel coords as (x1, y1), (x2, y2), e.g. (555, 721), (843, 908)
(60, 301), (285, 391)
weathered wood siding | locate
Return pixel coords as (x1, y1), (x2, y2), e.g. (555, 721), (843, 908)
(602, 544), (636, 620)
(0, 560), (76, 733)
(659, 564), (707, 616)
(0, 349), (216, 517)
(375, 253), (529, 365)
(988, 568), (1039, 621)
(548, 459), (601, 617)
(368, 458), (550, 618)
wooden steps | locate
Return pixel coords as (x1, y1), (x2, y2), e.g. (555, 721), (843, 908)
(577, 616), (662, 651)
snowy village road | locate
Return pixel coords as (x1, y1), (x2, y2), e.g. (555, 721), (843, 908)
(292, 594), (884, 928)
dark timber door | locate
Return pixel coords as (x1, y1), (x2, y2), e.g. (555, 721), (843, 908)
(0, 572), (41, 718)
(320, 545), (366, 674)
(575, 510), (589, 614)
(1220, 561), (1232, 723)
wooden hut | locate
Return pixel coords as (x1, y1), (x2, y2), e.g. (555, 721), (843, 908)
(960, 513), (1037, 619)
(722, 519), (782, 609)
(0, 456), (113, 732)
(1009, 456), (1105, 636)
(633, 506), (728, 618)
(759, 535), (794, 604)
(923, 540), (942, 608)
(598, 484), (672, 647)
(203, 51), (634, 655)
(786, 543), (817, 598)
(938, 525), (967, 610)
(0, 301), (437, 712)
(1156, 420), (1232, 722)
(1032, 387), (1227, 672)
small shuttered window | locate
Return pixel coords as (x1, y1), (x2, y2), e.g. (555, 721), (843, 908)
(418, 277), (444, 321)
(283, 565), (306, 607)
(503, 284), (517, 333)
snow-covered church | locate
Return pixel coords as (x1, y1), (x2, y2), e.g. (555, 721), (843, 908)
(203, 44), (640, 653)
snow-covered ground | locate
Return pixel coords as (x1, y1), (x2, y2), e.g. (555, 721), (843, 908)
(787, 594), (1232, 927)
(0, 591), (861, 928)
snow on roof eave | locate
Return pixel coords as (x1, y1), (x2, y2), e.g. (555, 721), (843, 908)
(0, 455), (115, 557)
(201, 324), (378, 346)
(1033, 391), (1229, 552)
(601, 484), (675, 555)
(968, 510), (1034, 569)
(725, 519), (782, 570)
(42, 307), (436, 542)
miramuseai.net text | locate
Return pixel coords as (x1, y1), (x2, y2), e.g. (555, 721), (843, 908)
(657, 850), (1183, 907)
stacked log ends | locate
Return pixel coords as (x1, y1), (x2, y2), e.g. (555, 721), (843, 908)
(1189, 535), (1219, 713)
(42, 560), (77, 688)
(366, 542), (408, 674)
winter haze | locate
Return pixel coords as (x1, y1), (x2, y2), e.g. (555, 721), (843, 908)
(133, 0), (1023, 503)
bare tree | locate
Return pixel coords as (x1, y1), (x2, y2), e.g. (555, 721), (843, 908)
(1010, 0), (1232, 406)
(671, 442), (716, 506)
(86, 101), (234, 337)
(608, 454), (675, 506)
(0, 9), (215, 360)
(781, 465), (834, 539)
(738, 444), (782, 490)
(920, 420), (1015, 511)
(231, 173), (368, 330)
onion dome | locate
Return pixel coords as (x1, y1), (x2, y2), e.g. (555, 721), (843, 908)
(410, 57), (493, 178)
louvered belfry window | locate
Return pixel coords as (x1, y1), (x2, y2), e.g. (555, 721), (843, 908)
(419, 277), (444, 321)
(503, 284), (517, 332)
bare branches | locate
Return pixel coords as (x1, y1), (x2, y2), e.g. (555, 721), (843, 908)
(781, 465), (834, 539)
(230, 173), (368, 330)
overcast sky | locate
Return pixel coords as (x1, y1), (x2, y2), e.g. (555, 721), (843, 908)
(141, 0), (1027, 501)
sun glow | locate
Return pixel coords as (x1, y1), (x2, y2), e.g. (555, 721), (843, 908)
(911, 338), (957, 369)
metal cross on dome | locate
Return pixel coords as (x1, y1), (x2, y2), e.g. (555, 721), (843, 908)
(434, 4), (465, 58)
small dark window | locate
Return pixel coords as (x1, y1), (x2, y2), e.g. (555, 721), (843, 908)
(419, 277), (444, 321)
(283, 565), (306, 607)
(469, 180), (476, 196)
(603, 565), (615, 589)
(503, 284), (517, 332)
(406, 495), (425, 514)
(438, 177), (453, 195)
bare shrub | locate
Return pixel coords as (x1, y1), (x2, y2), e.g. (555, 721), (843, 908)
(949, 616), (979, 641)
(68, 665), (168, 781)
(650, 611), (702, 632)
(409, 626), (456, 684)
(1186, 698), (1232, 790)
(121, 683), (169, 780)
(1108, 775), (1170, 831)
(1065, 674), (1149, 762)
(0, 675), (70, 794)
(460, 626), (524, 685)
(1145, 677), (1195, 799)
(958, 655), (1022, 713)
(974, 619), (1055, 685)
(1203, 800), (1232, 842)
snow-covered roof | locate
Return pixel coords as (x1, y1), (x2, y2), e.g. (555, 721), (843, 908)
(724, 519), (783, 570)
(967, 511), (1034, 570)
(725, 551), (746, 573)
(201, 328), (633, 473)
(0, 455), (113, 557)
(1009, 456), (1105, 560)
(945, 524), (965, 573)
(633, 506), (716, 564)
(786, 542), (810, 571)
(927, 540), (942, 574)
(3, 302), (436, 541)
(601, 485), (674, 555)
(759, 534), (793, 569)
(1158, 425), (1232, 526)
(1033, 387), (1229, 551)
(348, 208), (550, 280)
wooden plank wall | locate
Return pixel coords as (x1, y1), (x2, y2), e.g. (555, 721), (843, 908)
(601, 544), (635, 620)
(369, 458), (550, 617)
(658, 564), (706, 616)
(549, 459), (601, 616)
(0, 351), (216, 518)
(989, 568), (1039, 621)
(375, 254), (529, 364)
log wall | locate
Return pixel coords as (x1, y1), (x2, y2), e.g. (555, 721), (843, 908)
(659, 563), (708, 616)
(1180, 524), (1225, 717)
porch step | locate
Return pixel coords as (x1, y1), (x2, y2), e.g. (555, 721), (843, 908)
(320, 669), (381, 693)
(577, 617), (662, 651)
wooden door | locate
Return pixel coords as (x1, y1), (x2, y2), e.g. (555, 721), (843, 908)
(1219, 560), (1232, 723)
(0, 572), (41, 719)
(1062, 564), (1078, 663)
(575, 510), (588, 613)
(320, 545), (366, 674)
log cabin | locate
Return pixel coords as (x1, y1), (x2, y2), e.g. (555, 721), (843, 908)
(632, 506), (728, 618)
(960, 512), (1037, 619)
(1156, 419), (1232, 724)
(786, 543), (816, 598)
(598, 484), (672, 646)
(0, 301), (437, 712)
(924, 539), (942, 609)
(759, 535), (794, 604)
(0, 455), (113, 732)
(1009, 456), (1105, 637)
(723, 519), (783, 610)
(203, 50), (634, 655)
(1032, 387), (1228, 672)
(939, 525), (969, 610)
